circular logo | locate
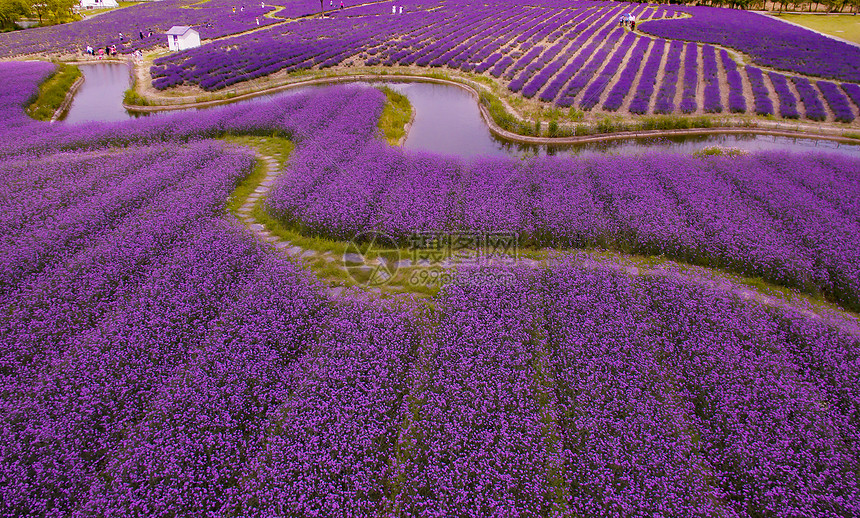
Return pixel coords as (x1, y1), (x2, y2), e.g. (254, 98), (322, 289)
(342, 230), (402, 287)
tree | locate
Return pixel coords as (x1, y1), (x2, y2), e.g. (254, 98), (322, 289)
(0, 0), (30, 29)
(28, 0), (77, 25)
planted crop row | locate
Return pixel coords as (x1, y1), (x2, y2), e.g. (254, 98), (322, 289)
(269, 141), (860, 311)
(654, 40), (682, 114)
(721, 49), (746, 113)
(746, 65), (774, 116)
(2, 58), (859, 518)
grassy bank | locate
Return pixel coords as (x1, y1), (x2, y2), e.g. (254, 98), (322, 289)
(124, 87), (150, 107)
(476, 87), (718, 137)
(377, 86), (412, 145)
(27, 62), (82, 121)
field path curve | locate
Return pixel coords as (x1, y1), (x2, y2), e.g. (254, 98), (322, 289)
(232, 149), (860, 335)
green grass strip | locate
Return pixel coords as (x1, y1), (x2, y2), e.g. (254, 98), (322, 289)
(27, 62), (82, 121)
(377, 86), (412, 145)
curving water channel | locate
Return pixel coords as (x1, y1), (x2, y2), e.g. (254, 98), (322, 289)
(61, 63), (860, 158)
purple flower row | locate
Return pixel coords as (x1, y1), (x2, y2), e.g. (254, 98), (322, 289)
(745, 65), (774, 116)
(792, 76), (827, 121)
(602, 35), (650, 111)
(2, 60), (859, 515)
(268, 139), (860, 310)
(768, 71), (800, 119)
(640, 5), (860, 83)
(522, 8), (611, 99)
(579, 32), (637, 111)
(720, 49), (746, 113)
(702, 44), (722, 113)
(628, 38), (664, 114)
(654, 40), (682, 114)
(557, 27), (626, 107)
(843, 82), (860, 111)
(817, 80), (856, 123)
(539, 7), (626, 103)
(680, 42), (698, 114)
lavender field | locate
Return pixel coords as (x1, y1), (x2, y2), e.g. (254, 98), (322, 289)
(4, 0), (860, 123)
(137, 0), (859, 123)
(2, 19), (860, 518)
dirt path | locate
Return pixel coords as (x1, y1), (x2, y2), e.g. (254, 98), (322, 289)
(785, 74), (806, 118)
(738, 64), (755, 114)
(694, 44), (705, 115)
(669, 41), (684, 112)
(762, 70), (782, 116)
(231, 150), (860, 333)
(716, 48), (730, 113)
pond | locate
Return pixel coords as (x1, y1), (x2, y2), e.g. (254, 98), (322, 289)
(61, 63), (860, 158)
(61, 62), (136, 124)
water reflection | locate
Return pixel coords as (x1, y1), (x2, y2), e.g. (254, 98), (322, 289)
(62, 62), (133, 124)
(60, 64), (860, 159)
(383, 82), (860, 159)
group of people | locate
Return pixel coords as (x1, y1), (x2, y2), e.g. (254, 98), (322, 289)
(232, 4), (267, 12)
(328, 0), (346, 9)
(85, 45), (117, 58)
(391, 5), (403, 13)
(84, 28), (152, 59)
(117, 30), (152, 42)
(619, 13), (636, 30)
(83, 45), (144, 59)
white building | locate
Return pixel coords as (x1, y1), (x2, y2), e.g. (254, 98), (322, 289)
(79, 0), (119, 9)
(166, 26), (201, 52)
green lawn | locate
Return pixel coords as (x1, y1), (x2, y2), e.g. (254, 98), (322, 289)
(772, 13), (860, 44)
(80, 1), (141, 17)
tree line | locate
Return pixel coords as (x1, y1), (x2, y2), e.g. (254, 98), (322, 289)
(655, 0), (860, 12)
(1, 0), (79, 31)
